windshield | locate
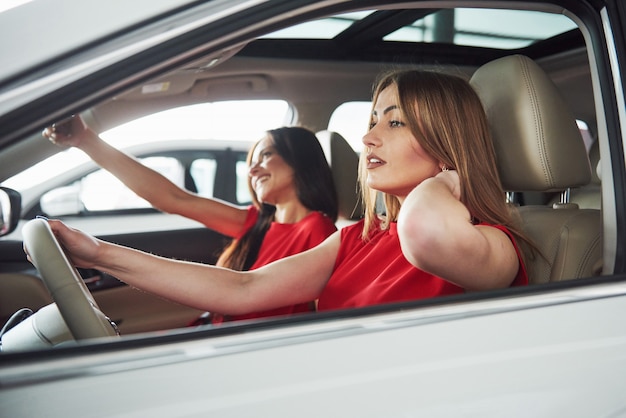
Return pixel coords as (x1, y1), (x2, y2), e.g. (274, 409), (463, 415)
(3, 100), (290, 192)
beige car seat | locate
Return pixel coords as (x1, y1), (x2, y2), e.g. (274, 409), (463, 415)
(556, 139), (602, 210)
(470, 54), (603, 284)
(317, 130), (363, 226)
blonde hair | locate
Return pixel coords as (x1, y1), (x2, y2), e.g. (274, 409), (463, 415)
(359, 70), (533, 263)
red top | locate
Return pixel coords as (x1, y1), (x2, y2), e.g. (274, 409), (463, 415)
(317, 219), (528, 311)
(212, 206), (337, 323)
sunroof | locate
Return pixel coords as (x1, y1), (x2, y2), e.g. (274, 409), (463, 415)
(261, 11), (374, 39)
(262, 8), (578, 49)
(385, 9), (578, 48)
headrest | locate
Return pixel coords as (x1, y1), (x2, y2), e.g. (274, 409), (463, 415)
(470, 54), (591, 192)
(316, 130), (362, 220)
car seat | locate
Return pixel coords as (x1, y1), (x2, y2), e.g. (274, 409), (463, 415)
(550, 139), (602, 210)
(317, 130), (363, 226)
(470, 54), (603, 284)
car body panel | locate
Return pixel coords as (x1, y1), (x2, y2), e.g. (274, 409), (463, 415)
(1, 280), (626, 417)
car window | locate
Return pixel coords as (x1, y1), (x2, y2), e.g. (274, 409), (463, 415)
(263, 8), (577, 49)
(4, 100), (285, 217)
(328, 101), (371, 152)
(41, 156), (188, 216)
(235, 158), (251, 204)
(577, 120), (594, 152)
(190, 158), (217, 198)
(101, 101), (291, 144)
(38, 149), (257, 218)
(3, 100), (289, 194)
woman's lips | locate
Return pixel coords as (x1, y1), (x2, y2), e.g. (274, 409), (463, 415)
(254, 175), (269, 190)
(366, 154), (386, 169)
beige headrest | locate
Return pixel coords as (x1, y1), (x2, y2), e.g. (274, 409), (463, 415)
(470, 55), (591, 192)
(316, 130), (362, 220)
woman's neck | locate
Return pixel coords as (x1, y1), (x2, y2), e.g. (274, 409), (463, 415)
(273, 201), (312, 224)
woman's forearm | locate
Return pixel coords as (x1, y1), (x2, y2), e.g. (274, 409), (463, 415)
(71, 227), (340, 315)
(92, 240), (257, 313)
(76, 132), (247, 236)
(78, 131), (184, 212)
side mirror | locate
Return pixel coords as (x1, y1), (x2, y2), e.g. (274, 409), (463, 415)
(0, 187), (21, 236)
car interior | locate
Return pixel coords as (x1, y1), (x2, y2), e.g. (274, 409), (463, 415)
(0, 3), (616, 348)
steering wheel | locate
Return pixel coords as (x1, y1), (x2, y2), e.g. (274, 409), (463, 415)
(22, 218), (119, 341)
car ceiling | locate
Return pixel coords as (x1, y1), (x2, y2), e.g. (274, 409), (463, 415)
(95, 7), (592, 132)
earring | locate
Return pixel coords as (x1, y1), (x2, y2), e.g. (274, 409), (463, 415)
(441, 165), (449, 172)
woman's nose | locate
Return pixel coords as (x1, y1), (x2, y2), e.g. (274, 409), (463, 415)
(362, 127), (379, 149)
(248, 161), (260, 177)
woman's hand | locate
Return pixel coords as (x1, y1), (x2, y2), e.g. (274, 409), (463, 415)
(433, 169), (461, 200)
(45, 219), (103, 269)
(42, 115), (89, 148)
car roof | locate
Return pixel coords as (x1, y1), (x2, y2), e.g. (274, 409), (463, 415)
(0, 0), (212, 85)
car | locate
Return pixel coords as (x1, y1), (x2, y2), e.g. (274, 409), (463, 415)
(0, 0), (625, 416)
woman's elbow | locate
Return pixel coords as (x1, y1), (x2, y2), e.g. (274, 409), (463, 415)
(397, 216), (441, 270)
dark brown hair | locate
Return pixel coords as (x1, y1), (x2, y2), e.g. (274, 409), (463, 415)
(218, 127), (338, 270)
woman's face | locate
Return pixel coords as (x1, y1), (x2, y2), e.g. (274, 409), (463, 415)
(248, 135), (297, 205)
(362, 84), (440, 202)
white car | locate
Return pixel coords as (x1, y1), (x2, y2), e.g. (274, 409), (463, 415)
(0, 0), (625, 416)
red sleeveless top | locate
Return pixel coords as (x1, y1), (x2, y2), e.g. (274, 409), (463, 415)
(212, 206), (336, 323)
(318, 220), (528, 311)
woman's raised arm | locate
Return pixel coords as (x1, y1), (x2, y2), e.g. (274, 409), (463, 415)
(397, 170), (519, 291)
(43, 116), (248, 237)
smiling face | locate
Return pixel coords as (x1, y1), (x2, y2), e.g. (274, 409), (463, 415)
(248, 135), (298, 205)
(362, 84), (440, 202)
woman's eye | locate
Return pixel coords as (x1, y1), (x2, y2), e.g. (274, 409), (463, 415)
(389, 120), (404, 128)
(368, 121), (376, 130)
